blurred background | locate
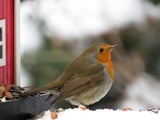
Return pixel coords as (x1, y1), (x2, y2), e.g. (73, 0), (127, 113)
(20, 0), (160, 110)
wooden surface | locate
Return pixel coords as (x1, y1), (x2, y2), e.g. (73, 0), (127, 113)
(0, 0), (15, 84)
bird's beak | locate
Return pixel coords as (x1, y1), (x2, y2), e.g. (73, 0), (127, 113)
(110, 44), (118, 51)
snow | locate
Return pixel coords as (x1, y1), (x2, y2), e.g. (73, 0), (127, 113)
(21, 0), (160, 40)
(35, 108), (160, 120)
(20, 2), (42, 55)
(117, 73), (160, 109)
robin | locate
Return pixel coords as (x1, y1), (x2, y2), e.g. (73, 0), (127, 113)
(22, 42), (117, 106)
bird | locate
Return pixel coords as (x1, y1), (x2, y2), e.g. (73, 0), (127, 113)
(22, 42), (117, 106)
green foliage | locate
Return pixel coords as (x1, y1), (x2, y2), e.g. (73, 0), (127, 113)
(21, 41), (75, 87)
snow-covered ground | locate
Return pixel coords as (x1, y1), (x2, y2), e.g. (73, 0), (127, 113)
(35, 108), (160, 120)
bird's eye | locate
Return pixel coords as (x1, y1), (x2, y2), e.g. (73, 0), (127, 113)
(98, 48), (104, 53)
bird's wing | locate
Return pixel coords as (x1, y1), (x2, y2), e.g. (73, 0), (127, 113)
(53, 60), (107, 103)
(53, 71), (104, 103)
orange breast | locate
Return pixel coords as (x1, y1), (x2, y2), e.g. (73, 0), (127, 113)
(104, 62), (114, 83)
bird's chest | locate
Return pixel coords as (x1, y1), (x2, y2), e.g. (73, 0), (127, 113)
(67, 65), (113, 106)
(80, 75), (112, 105)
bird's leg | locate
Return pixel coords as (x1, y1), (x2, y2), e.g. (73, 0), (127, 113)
(78, 105), (87, 110)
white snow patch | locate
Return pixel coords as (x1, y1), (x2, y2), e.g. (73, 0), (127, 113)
(35, 108), (160, 120)
(21, 0), (160, 40)
(117, 73), (160, 109)
(20, 1), (42, 55)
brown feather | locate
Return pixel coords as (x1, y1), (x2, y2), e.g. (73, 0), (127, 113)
(53, 67), (105, 104)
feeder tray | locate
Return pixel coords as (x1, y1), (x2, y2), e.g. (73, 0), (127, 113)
(0, 93), (56, 120)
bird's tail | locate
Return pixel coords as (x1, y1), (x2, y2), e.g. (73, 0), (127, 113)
(21, 80), (62, 97)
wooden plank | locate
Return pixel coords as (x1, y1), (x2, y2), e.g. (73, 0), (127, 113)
(0, 69), (4, 83)
(14, 0), (20, 85)
(0, 0), (15, 84)
(0, 0), (5, 84)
